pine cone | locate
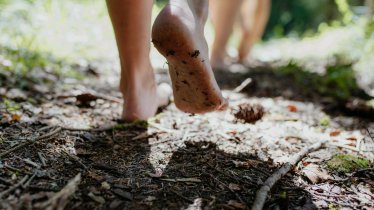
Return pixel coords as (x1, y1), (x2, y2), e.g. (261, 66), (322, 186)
(232, 103), (265, 123)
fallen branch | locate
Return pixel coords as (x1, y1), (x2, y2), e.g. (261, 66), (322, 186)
(0, 127), (62, 158)
(34, 173), (81, 210)
(251, 140), (326, 210)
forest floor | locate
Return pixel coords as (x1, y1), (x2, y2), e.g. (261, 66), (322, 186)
(0, 58), (374, 210)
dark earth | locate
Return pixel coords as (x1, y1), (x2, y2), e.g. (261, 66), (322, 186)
(0, 62), (373, 209)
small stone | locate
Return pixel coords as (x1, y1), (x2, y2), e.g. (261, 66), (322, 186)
(112, 189), (133, 200)
(6, 88), (27, 101)
(109, 199), (123, 209)
(101, 181), (111, 190)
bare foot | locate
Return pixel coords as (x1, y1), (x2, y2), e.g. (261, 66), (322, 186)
(121, 63), (171, 121)
(211, 53), (236, 71)
(152, 4), (228, 114)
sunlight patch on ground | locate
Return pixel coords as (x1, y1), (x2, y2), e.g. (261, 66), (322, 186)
(146, 95), (372, 173)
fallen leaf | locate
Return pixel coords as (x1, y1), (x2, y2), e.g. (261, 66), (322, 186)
(346, 137), (357, 141)
(88, 192), (105, 204)
(227, 200), (246, 209)
(228, 183), (241, 191)
(287, 105), (298, 112)
(101, 181), (110, 190)
(302, 163), (332, 184)
(11, 114), (22, 122)
(329, 131), (341, 137)
(147, 168), (163, 178)
(302, 161), (311, 166)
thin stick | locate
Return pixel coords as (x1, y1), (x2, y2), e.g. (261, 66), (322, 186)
(34, 173), (81, 210)
(0, 175), (29, 198)
(233, 78), (253, 93)
(62, 125), (117, 132)
(205, 172), (245, 204)
(251, 140), (326, 210)
(38, 152), (47, 167)
(0, 127), (62, 158)
(62, 150), (87, 170)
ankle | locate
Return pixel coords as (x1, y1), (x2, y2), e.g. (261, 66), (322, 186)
(119, 61), (156, 95)
(168, 0), (208, 23)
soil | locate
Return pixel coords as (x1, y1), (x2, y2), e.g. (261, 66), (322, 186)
(0, 63), (373, 209)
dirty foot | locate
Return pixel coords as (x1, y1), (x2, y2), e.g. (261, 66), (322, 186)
(152, 4), (228, 114)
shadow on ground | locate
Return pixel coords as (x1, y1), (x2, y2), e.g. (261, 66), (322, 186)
(0, 124), (316, 210)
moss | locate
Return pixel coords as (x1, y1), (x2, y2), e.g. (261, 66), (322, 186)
(326, 154), (370, 173)
(320, 116), (330, 127)
(328, 203), (340, 210)
(114, 120), (148, 131)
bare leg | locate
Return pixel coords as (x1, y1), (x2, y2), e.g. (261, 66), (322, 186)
(210, 0), (244, 69)
(152, 0), (228, 113)
(107, 0), (169, 121)
(238, 0), (270, 63)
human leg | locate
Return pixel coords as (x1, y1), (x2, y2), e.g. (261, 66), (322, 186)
(106, 0), (169, 121)
(209, 0), (244, 69)
(152, 0), (228, 113)
(238, 0), (271, 63)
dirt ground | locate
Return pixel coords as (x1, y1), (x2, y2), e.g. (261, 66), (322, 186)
(0, 63), (373, 209)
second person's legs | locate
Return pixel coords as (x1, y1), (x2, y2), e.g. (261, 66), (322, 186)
(210, 0), (244, 69)
(238, 0), (271, 63)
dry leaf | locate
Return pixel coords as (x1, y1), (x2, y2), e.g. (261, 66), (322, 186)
(227, 200), (246, 209)
(287, 105), (298, 112)
(88, 192), (105, 204)
(101, 181), (111, 190)
(11, 114), (22, 122)
(329, 131), (341, 137)
(346, 137), (357, 141)
(302, 163), (332, 184)
(228, 183), (241, 191)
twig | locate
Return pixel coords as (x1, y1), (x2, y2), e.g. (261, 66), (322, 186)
(0, 127), (62, 158)
(161, 178), (201, 183)
(60, 92), (123, 104)
(62, 125), (117, 132)
(0, 175), (29, 198)
(4, 164), (23, 173)
(34, 173), (81, 210)
(233, 78), (253, 93)
(170, 189), (193, 203)
(366, 128), (373, 141)
(205, 172), (245, 204)
(38, 152), (47, 167)
(22, 158), (41, 169)
(22, 172), (37, 189)
(0, 177), (12, 186)
(251, 140), (326, 210)
(62, 150), (87, 170)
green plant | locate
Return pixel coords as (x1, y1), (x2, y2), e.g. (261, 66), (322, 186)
(326, 154), (370, 173)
